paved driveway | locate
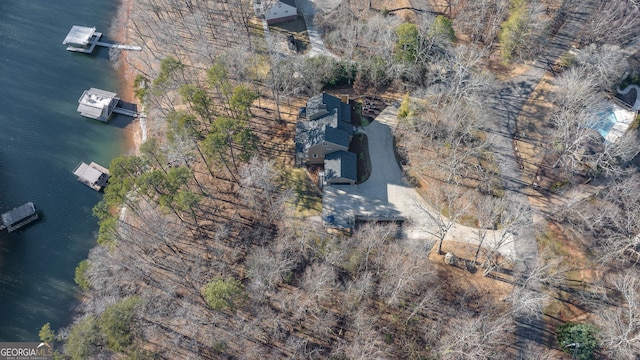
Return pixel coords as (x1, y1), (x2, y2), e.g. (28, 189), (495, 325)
(322, 104), (516, 258)
(293, 0), (338, 58)
(323, 104), (407, 227)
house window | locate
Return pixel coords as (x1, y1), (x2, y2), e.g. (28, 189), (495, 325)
(285, 10), (288, 13)
(323, 142), (327, 146)
(313, 154), (318, 158)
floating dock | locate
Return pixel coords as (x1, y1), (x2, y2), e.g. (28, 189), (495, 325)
(0, 202), (39, 232)
(63, 25), (141, 53)
(73, 162), (110, 191)
(77, 88), (138, 121)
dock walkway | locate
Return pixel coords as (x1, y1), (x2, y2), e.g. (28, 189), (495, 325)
(95, 42), (142, 51)
(112, 107), (138, 117)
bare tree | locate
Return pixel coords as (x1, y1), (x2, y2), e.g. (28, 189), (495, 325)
(377, 242), (432, 307)
(436, 309), (514, 360)
(337, 310), (389, 359)
(418, 188), (472, 255)
(246, 247), (296, 295)
(264, 57), (302, 121)
(568, 171), (640, 264)
(481, 201), (531, 276)
(454, 0), (509, 45)
(474, 196), (503, 264)
(302, 262), (337, 304)
(598, 270), (640, 360)
(578, 0), (640, 47)
(549, 67), (607, 172)
(517, 341), (558, 360)
(575, 44), (629, 91)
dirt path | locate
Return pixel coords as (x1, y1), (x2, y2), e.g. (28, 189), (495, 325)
(484, 0), (599, 354)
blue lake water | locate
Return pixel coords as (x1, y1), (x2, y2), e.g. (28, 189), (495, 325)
(0, 0), (128, 341)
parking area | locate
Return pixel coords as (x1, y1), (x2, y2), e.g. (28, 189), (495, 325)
(323, 103), (414, 227)
(322, 103), (516, 258)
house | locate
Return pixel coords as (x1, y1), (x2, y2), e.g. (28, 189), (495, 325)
(300, 126), (350, 165)
(264, 0), (297, 25)
(324, 151), (357, 185)
(296, 93), (354, 165)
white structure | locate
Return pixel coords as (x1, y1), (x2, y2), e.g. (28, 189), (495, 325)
(63, 25), (141, 53)
(63, 25), (102, 53)
(264, 0), (297, 25)
(77, 88), (119, 122)
(73, 162), (110, 191)
(605, 104), (636, 143)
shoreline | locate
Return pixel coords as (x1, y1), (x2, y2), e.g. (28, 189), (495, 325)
(113, 0), (144, 155)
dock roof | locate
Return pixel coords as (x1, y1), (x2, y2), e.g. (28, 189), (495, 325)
(77, 88), (119, 121)
(2, 202), (36, 227)
(74, 162), (103, 184)
(63, 26), (96, 46)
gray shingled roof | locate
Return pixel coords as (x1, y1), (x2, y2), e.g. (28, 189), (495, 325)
(280, 0), (297, 7)
(324, 151), (357, 183)
(296, 117), (330, 153)
(306, 93), (352, 129)
(324, 126), (350, 147)
(296, 93), (353, 154)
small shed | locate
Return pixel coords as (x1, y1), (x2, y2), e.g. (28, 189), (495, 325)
(77, 88), (120, 122)
(1, 202), (39, 232)
(264, 0), (297, 25)
(73, 162), (110, 191)
(63, 26), (102, 53)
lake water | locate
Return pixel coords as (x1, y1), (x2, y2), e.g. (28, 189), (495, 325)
(0, 0), (129, 340)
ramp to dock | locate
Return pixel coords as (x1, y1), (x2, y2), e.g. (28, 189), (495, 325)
(95, 42), (142, 51)
(112, 107), (138, 117)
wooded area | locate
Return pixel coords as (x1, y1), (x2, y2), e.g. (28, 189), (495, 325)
(41, 0), (640, 358)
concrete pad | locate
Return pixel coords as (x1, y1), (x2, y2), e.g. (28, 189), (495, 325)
(606, 104), (636, 143)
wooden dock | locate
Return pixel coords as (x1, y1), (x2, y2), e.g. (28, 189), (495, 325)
(73, 162), (110, 191)
(63, 25), (141, 54)
(1, 202), (39, 232)
(77, 89), (138, 121)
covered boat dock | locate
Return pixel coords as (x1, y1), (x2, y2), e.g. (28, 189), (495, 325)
(63, 25), (141, 53)
(63, 25), (102, 53)
(73, 162), (110, 191)
(77, 88), (138, 122)
(1, 202), (39, 232)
